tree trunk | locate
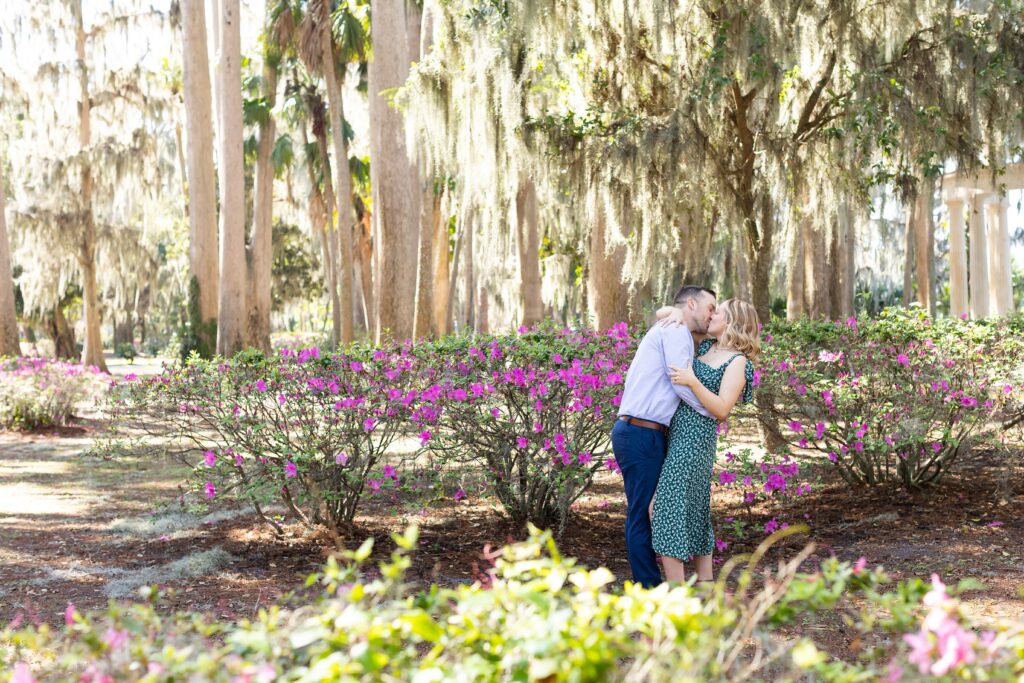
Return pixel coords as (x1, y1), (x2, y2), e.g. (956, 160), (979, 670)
(464, 209), (475, 331)
(181, 0), (219, 357)
(74, 3), (107, 372)
(902, 196), (916, 307)
(516, 178), (543, 326)
(829, 202), (855, 320)
(587, 204), (630, 331)
(430, 189), (449, 335)
(321, 26), (355, 344)
(785, 219), (806, 321)
(244, 59), (277, 353)
(48, 301), (77, 360)
(413, 181), (435, 339)
(306, 122), (343, 346)
(804, 218), (830, 319)
(0, 164), (20, 356)
(216, 0), (247, 356)
(733, 224), (751, 302)
(180, 0), (218, 360)
(447, 209), (466, 333)
(355, 209), (374, 335)
(914, 180), (936, 315)
(369, 0), (419, 342)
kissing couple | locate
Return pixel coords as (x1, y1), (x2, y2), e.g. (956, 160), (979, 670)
(611, 285), (761, 586)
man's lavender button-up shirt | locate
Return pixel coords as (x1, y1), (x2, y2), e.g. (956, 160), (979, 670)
(616, 323), (711, 426)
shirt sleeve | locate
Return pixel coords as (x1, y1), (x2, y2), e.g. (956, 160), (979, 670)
(660, 325), (712, 418)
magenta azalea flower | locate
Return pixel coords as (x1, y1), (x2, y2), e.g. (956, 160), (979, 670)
(204, 481), (216, 499)
(335, 452), (349, 465)
(204, 450), (216, 467)
(285, 461), (297, 478)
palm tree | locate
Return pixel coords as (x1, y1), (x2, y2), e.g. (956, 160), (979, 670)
(297, 0), (368, 344)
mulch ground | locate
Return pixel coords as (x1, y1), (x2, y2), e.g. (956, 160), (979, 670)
(1, 420), (1022, 660)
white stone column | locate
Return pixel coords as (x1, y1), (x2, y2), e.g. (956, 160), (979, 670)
(946, 196), (968, 318)
(985, 196), (1013, 316)
(968, 193), (990, 319)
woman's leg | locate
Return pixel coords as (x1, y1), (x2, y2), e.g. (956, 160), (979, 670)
(693, 554), (713, 581)
(662, 556), (687, 582)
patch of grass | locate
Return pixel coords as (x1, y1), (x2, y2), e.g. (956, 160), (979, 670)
(108, 508), (250, 541)
(103, 547), (237, 598)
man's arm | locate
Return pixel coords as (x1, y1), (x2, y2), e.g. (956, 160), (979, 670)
(660, 326), (713, 418)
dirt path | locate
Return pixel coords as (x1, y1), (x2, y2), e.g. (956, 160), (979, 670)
(1, 419), (1021, 645)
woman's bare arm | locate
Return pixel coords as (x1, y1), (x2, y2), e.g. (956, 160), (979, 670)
(669, 357), (746, 420)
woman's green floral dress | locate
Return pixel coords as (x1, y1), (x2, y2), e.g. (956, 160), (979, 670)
(652, 339), (754, 561)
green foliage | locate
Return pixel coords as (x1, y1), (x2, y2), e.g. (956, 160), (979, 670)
(4, 526), (1023, 682)
(271, 220), (322, 312)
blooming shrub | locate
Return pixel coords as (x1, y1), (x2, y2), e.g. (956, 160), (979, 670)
(714, 446), (810, 542)
(413, 322), (636, 533)
(0, 357), (106, 430)
(4, 526), (1022, 682)
(757, 308), (1016, 488)
(108, 342), (429, 535)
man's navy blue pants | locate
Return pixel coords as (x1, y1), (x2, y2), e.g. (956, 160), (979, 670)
(611, 419), (667, 588)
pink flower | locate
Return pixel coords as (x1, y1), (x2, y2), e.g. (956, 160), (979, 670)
(125, 373), (137, 381)
(255, 379), (267, 392)
(763, 518), (779, 534)
(1003, 384), (1013, 394)
(605, 458), (621, 474)
(368, 478), (381, 493)
(718, 471), (736, 485)
(285, 461), (297, 478)
(335, 452), (349, 465)
(204, 450), (217, 467)
(578, 451), (592, 465)
(533, 422), (543, 433)
(516, 437), (529, 449)
(454, 488), (466, 501)
(853, 556), (867, 575)
(363, 418), (378, 432)
(204, 481), (216, 499)
(788, 420), (803, 433)
(896, 353), (910, 366)
(490, 408), (501, 419)
(383, 464), (398, 481)
(234, 453), (245, 467)
(814, 422), (826, 439)
(65, 603), (76, 626)
(418, 430), (432, 446)
(986, 520), (1003, 527)
(103, 627), (130, 650)
(11, 663), (36, 683)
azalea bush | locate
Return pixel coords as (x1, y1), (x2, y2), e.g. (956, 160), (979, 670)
(108, 342), (428, 535)
(414, 323), (636, 533)
(757, 308), (1017, 488)
(714, 445), (811, 544)
(0, 357), (107, 430)
(4, 526), (1022, 682)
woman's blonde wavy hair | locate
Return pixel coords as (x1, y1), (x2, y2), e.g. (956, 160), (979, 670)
(717, 299), (761, 361)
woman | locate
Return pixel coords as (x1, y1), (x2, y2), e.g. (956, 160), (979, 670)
(650, 298), (761, 584)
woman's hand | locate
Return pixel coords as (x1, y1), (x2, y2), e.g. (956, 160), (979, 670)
(655, 305), (685, 327)
(668, 364), (697, 387)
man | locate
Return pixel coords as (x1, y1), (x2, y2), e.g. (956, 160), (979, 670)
(611, 285), (716, 587)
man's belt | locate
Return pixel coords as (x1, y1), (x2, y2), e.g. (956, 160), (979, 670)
(619, 416), (668, 434)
